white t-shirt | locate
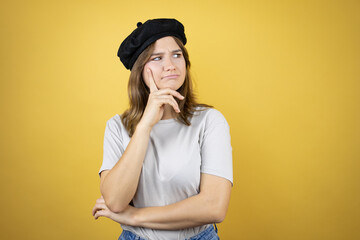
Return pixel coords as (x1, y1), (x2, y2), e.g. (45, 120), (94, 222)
(99, 107), (233, 240)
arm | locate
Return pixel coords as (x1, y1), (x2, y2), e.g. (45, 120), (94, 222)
(135, 173), (232, 229)
(100, 123), (151, 213)
(100, 69), (184, 213)
(93, 173), (232, 230)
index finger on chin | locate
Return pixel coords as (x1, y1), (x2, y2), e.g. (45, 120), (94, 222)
(147, 68), (158, 93)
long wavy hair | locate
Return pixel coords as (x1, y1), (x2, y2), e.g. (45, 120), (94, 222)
(121, 37), (213, 137)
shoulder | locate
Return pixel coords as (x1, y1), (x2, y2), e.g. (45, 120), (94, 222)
(194, 106), (229, 126)
(106, 114), (122, 125)
(105, 114), (124, 132)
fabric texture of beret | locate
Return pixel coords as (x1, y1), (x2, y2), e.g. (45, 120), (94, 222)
(117, 18), (187, 70)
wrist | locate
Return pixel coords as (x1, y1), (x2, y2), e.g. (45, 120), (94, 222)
(135, 122), (152, 134)
(132, 207), (144, 227)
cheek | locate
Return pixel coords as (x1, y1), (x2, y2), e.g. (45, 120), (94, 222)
(144, 62), (160, 80)
(177, 58), (186, 71)
(142, 63), (153, 87)
(179, 61), (186, 77)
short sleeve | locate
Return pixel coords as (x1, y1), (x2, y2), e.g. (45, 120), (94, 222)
(99, 117), (125, 176)
(200, 110), (233, 184)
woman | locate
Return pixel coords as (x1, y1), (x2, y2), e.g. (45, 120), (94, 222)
(92, 18), (233, 240)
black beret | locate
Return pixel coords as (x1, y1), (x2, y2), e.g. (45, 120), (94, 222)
(117, 18), (187, 70)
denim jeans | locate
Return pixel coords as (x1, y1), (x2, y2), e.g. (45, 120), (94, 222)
(118, 224), (219, 240)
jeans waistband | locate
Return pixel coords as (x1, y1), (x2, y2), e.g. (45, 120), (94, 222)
(187, 225), (218, 240)
(119, 224), (219, 240)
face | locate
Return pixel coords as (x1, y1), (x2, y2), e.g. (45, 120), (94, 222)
(142, 36), (186, 91)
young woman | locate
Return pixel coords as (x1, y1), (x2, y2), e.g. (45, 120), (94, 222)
(92, 18), (233, 240)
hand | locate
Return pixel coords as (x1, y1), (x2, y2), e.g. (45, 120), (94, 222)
(92, 196), (137, 226)
(138, 68), (184, 129)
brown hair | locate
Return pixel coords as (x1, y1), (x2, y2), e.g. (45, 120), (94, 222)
(121, 37), (213, 136)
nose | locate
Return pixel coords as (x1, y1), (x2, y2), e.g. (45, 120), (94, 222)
(163, 56), (176, 71)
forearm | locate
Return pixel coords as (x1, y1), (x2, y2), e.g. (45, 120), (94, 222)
(94, 175), (232, 230)
(100, 123), (151, 212)
(133, 193), (227, 230)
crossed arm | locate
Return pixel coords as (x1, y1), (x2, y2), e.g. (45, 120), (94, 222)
(93, 110), (232, 230)
(92, 172), (232, 230)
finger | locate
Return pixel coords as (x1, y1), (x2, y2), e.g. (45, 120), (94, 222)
(92, 202), (102, 216)
(153, 88), (184, 100)
(94, 209), (104, 220)
(147, 68), (158, 93)
(92, 205), (99, 216)
(156, 97), (180, 113)
(94, 209), (107, 220)
(156, 95), (180, 112)
(92, 202), (107, 216)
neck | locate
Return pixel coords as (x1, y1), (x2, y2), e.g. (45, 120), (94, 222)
(161, 104), (177, 120)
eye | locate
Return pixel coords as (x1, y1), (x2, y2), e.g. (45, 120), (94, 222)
(173, 53), (182, 58)
(151, 56), (161, 61)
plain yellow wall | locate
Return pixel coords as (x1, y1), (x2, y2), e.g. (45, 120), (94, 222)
(1, 0), (359, 239)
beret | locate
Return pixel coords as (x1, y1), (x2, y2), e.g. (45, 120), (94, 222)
(117, 18), (187, 70)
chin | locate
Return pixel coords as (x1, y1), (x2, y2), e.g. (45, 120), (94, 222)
(159, 84), (181, 90)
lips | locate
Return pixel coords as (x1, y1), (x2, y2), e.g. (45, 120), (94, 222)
(162, 74), (179, 79)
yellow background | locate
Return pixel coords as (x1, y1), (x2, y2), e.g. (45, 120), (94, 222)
(1, 0), (359, 239)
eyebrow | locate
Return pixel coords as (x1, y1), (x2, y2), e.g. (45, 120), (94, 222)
(150, 49), (182, 56)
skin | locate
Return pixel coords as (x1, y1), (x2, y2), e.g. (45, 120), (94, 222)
(92, 36), (232, 230)
(142, 36), (186, 92)
(142, 36), (186, 120)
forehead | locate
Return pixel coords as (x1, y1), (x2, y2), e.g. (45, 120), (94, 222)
(153, 36), (180, 52)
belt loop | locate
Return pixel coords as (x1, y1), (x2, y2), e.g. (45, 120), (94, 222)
(213, 223), (218, 233)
